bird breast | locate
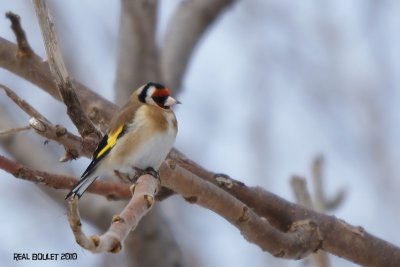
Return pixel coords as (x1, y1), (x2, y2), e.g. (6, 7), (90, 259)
(107, 105), (177, 174)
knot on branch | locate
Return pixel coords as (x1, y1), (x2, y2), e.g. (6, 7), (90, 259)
(283, 220), (323, 259)
(237, 206), (250, 223)
(29, 117), (46, 132)
(214, 173), (245, 188)
(66, 174), (159, 253)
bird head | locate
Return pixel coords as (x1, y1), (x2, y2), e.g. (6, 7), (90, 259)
(137, 82), (180, 109)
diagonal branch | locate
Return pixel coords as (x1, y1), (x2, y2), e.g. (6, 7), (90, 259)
(1, 84), (95, 160)
(32, 0), (101, 140)
(0, 84), (50, 123)
(160, 160), (322, 259)
(0, 37), (116, 131)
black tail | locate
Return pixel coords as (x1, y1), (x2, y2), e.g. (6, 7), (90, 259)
(65, 175), (98, 199)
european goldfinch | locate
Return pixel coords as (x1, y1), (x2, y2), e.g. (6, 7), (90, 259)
(66, 82), (179, 199)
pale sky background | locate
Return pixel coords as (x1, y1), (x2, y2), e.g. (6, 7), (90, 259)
(1, 1), (400, 267)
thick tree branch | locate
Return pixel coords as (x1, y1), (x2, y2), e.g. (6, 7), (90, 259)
(167, 150), (400, 267)
(32, 0), (100, 140)
(161, 0), (235, 92)
(160, 160), (322, 259)
(67, 174), (158, 253)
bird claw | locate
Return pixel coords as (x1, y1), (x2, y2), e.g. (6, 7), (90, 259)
(133, 167), (160, 180)
(114, 170), (133, 184)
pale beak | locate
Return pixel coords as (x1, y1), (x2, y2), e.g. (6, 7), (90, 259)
(164, 96), (181, 107)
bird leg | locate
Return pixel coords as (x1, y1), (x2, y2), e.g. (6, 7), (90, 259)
(114, 170), (133, 184)
(132, 167), (160, 181)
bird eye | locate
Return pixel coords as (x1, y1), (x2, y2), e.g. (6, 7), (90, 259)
(152, 96), (169, 108)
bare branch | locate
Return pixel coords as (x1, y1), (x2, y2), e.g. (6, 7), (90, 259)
(5, 11), (33, 57)
(160, 161), (322, 259)
(312, 155), (346, 211)
(1, 84), (95, 160)
(28, 117), (96, 161)
(114, 0), (159, 104)
(167, 150), (400, 266)
(291, 176), (313, 208)
(67, 174), (159, 253)
(161, 0), (235, 92)
(0, 155), (130, 200)
(0, 37), (115, 131)
(0, 84), (50, 123)
(0, 126), (30, 136)
(32, 1), (100, 139)
(291, 176), (331, 267)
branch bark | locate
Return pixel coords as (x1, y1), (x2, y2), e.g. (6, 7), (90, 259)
(32, 0), (101, 140)
(67, 174), (158, 253)
(160, 160), (322, 259)
(0, 37), (116, 131)
(1, 84), (96, 160)
(291, 176), (330, 267)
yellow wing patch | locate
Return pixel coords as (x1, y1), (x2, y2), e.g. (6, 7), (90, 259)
(96, 124), (125, 159)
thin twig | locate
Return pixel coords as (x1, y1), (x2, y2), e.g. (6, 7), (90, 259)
(0, 126), (30, 136)
(291, 176), (331, 267)
(32, 0), (101, 140)
(312, 155), (346, 211)
(67, 174), (159, 253)
(5, 11), (33, 57)
(1, 84), (95, 161)
(0, 37), (116, 131)
(0, 84), (50, 123)
(291, 176), (313, 207)
(0, 154), (130, 200)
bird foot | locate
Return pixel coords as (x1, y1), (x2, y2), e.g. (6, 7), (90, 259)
(132, 167), (160, 181)
(114, 170), (133, 184)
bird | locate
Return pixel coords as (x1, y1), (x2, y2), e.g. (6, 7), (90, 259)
(65, 82), (179, 199)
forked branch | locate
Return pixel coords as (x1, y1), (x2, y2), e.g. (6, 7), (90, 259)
(67, 174), (159, 253)
(32, 0), (100, 140)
